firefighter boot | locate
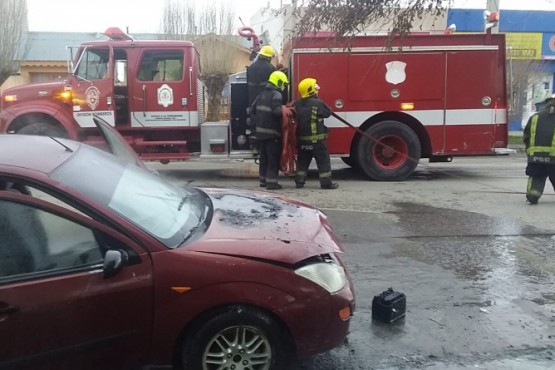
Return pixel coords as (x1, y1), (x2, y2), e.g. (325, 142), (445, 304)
(526, 195), (539, 205)
(266, 183), (283, 190)
(321, 183), (339, 190)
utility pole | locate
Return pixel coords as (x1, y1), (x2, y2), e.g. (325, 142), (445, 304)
(486, 0), (500, 33)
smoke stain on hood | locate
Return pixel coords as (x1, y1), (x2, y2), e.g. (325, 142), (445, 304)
(210, 192), (298, 228)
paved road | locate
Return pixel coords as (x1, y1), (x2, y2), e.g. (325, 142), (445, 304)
(150, 153), (555, 369)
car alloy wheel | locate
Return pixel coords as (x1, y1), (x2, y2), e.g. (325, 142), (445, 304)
(203, 325), (272, 370)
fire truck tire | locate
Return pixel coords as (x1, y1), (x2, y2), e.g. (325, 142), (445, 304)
(356, 121), (420, 181)
(17, 122), (68, 138)
(341, 157), (357, 168)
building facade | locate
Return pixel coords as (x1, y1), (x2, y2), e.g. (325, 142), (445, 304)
(447, 9), (555, 129)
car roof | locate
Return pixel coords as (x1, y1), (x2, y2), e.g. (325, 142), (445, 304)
(0, 135), (80, 174)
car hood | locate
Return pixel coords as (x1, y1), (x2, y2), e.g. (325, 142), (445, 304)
(187, 188), (344, 264)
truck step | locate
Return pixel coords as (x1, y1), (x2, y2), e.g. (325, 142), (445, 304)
(133, 139), (188, 147)
(139, 152), (191, 161)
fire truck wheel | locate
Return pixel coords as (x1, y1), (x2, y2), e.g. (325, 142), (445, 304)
(341, 157), (357, 168)
(17, 122), (68, 138)
(356, 121), (420, 181)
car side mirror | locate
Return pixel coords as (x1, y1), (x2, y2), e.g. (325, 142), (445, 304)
(103, 249), (129, 279)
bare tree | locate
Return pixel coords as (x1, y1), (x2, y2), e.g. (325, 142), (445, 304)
(0, 0), (28, 86)
(161, 0), (197, 37)
(509, 59), (553, 124)
(292, 0), (449, 38)
(160, 0), (237, 121)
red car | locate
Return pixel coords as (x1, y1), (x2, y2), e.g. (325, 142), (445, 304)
(0, 118), (355, 370)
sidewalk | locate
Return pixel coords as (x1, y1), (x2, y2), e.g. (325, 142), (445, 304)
(509, 130), (525, 151)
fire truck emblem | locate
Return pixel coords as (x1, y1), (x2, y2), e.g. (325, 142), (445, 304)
(157, 84), (174, 108)
(385, 61), (407, 85)
(85, 86), (100, 110)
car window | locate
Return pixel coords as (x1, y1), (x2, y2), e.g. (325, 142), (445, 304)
(0, 180), (90, 218)
(0, 200), (103, 281)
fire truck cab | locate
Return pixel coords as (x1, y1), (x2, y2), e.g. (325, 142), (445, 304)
(0, 27), (205, 162)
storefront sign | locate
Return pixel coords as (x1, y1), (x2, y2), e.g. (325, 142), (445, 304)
(506, 33), (542, 60)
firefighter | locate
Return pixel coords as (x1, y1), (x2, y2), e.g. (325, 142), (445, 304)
(247, 45), (277, 105)
(293, 78), (338, 190)
(250, 70), (289, 190)
(246, 45), (277, 157)
(523, 94), (555, 204)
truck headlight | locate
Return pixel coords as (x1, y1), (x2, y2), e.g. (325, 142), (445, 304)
(295, 262), (346, 293)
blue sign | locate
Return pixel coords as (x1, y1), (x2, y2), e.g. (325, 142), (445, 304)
(542, 33), (555, 59)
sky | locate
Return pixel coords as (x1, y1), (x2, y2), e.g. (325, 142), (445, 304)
(26, 0), (284, 33)
(26, 0), (555, 34)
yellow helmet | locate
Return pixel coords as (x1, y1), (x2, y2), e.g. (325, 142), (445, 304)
(298, 78), (319, 98)
(258, 45), (275, 58)
(268, 71), (289, 91)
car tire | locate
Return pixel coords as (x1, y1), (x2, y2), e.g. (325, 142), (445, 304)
(355, 120), (420, 181)
(17, 122), (68, 138)
(181, 305), (292, 370)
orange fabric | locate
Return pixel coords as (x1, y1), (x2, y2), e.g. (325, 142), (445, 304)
(280, 106), (297, 174)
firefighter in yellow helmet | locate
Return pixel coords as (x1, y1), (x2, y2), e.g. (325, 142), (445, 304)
(247, 45), (276, 106)
(293, 78), (338, 189)
(246, 45), (277, 157)
(250, 70), (289, 190)
(523, 94), (555, 204)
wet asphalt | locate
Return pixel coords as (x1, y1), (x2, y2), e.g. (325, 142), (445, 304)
(150, 151), (555, 369)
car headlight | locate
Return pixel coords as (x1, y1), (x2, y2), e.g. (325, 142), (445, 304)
(294, 262), (347, 293)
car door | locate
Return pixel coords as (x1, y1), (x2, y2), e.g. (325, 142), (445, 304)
(0, 192), (153, 370)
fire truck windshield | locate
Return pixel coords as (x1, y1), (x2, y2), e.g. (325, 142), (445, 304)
(74, 48), (109, 81)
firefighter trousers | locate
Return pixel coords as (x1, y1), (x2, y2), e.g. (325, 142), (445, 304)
(259, 138), (282, 185)
(525, 163), (555, 203)
(295, 142), (334, 187)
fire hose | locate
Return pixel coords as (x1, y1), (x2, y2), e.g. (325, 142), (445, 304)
(330, 111), (419, 166)
(331, 111), (373, 142)
(278, 109), (416, 175)
(280, 106), (297, 174)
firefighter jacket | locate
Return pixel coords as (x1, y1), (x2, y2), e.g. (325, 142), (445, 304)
(250, 83), (283, 140)
(246, 57), (276, 106)
(523, 108), (555, 164)
(293, 96), (332, 144)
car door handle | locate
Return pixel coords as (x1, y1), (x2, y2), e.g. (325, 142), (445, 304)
(0, 305), (19, 315)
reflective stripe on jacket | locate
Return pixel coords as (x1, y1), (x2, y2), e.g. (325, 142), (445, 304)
(251, 84), (283, 140)
(525, 112), (555, 163)
(293, 96), (332, 144)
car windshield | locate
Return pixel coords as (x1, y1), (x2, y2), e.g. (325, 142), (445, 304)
(50, 145), (207, 248)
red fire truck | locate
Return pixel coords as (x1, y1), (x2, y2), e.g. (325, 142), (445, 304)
(0, 27), (509, 181)
(286, 32), (509, 180)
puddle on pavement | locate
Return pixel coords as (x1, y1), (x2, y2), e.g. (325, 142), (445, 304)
(387, 202), (555, 306)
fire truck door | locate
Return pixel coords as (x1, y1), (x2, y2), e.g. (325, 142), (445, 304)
(129, 50), (192, 128)
(71, 47), (116, 128)
(444, 50), (499, 154)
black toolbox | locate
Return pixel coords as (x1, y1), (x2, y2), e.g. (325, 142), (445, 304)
(372, 288), (406, 323)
